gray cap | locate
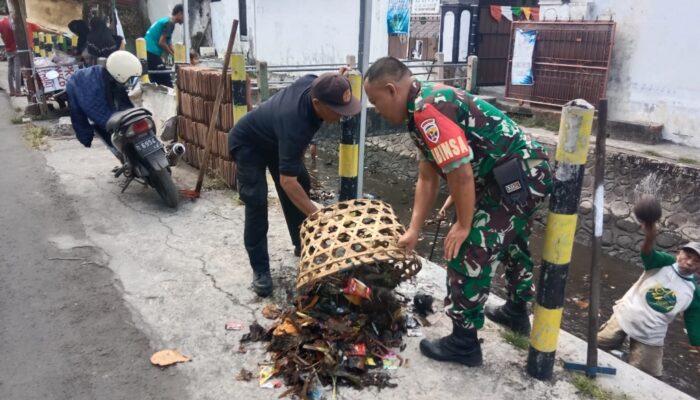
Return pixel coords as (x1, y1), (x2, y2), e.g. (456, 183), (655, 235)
(681, 242), (700, 256)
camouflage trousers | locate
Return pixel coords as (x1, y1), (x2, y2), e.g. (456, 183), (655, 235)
(445, 158), (553, 330)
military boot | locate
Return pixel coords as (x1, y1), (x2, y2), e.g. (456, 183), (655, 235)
(419, 321), (483, 366)
(252, 270), (273, 297)
(485, 300), (530, 335)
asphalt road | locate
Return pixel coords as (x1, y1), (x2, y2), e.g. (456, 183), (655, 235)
(0, 96), (187, 400)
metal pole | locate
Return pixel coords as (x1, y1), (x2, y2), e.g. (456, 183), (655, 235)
(356, 0), (372, 198)
(586, 99), (607, 377)
(183, 0), (191, 63)
(527, 99), (595, 380)
(256, 61), (270, 102)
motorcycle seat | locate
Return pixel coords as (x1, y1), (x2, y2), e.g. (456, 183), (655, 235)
(106, 107), (153, 132)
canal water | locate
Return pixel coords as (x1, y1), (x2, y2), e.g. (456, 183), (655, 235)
(308, 151), (699, 398)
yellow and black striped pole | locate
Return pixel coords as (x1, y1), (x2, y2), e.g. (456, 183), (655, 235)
(45, 34), (54, 58)
(338, 70), (362, 200)
(70, 34), (78, 52)
(231, 52), (248, 124)
(32, 32), (41, 57)
(527, 99), (595, 380)
(38, 32), (46, 57)
(135, 38), (150, 84)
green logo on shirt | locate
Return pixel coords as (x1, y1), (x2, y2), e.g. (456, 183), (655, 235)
(645, 285), (677, 313)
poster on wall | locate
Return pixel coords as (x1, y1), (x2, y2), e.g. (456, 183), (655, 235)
(412, 0), (440, 14)
(387, 0), (411, 34)
(511, 29), (536, 85)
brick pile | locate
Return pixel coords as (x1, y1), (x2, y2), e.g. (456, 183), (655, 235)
(176, 66), (236, 188)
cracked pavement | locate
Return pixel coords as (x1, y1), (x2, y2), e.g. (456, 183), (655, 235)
(2, 101), (692, 399)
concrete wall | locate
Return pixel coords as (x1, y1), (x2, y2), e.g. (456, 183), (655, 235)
(209, 0), (390, 65)
(317, 132), (700, 266)
(539, 0), (700, 148)
(591, 0), (700, 147)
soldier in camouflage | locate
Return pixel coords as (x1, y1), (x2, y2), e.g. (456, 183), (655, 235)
(364, 57), (552, 366)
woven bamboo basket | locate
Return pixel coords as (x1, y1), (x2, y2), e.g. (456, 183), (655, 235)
(296, 199), (421, 289)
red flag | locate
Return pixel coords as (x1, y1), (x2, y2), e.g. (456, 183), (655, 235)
(490, 5), (502, 22)
(531, 8), (540, 21)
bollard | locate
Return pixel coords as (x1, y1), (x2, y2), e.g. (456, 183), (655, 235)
(70, 34), (78, 52)
(231, 52), (247, 124)
(173, 42), (186, 64)
(256, 60), (270, 102)
(135, 38), (150, 84)
(466, 55), (478, 93)
(38, 32), (46, 57)
(527, 99), (595, 380)
(45, 34), (54, 58)
(338, 69), (361, 201)
(32, 32), (40, 57)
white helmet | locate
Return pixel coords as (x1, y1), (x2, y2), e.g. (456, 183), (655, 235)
(106, 50), (142, 84)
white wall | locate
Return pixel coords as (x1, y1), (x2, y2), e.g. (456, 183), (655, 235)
(589, 0), (700, 147)
(209, 0), (390, 65)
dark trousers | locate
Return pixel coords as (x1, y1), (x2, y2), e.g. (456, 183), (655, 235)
(147, 52), (172, 87)
(232, 144), (310, 274)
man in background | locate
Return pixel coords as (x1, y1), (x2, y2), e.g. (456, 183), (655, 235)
(144, 4), (183, 87)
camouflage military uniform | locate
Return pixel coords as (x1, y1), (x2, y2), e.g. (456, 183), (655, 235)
(407, 80), (553, 330)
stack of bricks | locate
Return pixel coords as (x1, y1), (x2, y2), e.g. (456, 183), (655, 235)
(176, 66), (237, 188)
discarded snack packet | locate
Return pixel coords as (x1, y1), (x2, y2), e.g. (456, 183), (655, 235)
(225, 320), (244, 331)
(382, 352), (400, 370)
(347, 343), (367, 357)
(343, 278), (372, 305)
(259, 365), (276, 387)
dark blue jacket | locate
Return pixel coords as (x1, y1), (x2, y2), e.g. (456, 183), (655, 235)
(66, 65), (132, 147)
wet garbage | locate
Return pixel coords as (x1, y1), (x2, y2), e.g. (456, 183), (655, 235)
(238, 200), (421, 397)
(413, 292), (434, 317)
(240, 263), (418, 397)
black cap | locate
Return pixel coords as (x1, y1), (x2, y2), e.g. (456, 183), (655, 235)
(311, 73), (361, 117)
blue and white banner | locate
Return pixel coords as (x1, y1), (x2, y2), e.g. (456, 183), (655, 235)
(387, 0), (411, 35)
(511, 29), (536, 85)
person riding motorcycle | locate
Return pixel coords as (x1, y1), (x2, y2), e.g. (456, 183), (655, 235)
(66, 50), (142, 151)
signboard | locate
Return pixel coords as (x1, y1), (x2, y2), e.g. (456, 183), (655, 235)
(36, 64), (78, 92)
(412, 0), (440, 15)
(387, 0), (411, 34)
(511, 29), (536, 85)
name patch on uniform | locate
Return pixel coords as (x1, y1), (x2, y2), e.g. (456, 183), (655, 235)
(413, 104), (471, 170)
(504, 180), (522, 194)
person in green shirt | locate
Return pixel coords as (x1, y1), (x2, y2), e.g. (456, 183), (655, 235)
(598, 222), (700, 377)
(144, 4), (184, 87)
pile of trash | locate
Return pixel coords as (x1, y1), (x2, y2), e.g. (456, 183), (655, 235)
(241, 263), (432, 398)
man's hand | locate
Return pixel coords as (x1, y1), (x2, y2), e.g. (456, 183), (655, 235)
(398, 228), (420, 256)
(444, 222), (470, 261)
(338, 66), (351, 76)
(641, 221), (657, 255)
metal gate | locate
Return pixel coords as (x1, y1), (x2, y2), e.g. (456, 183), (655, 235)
(476, 0), (539, 86)
(505, 21), (616, 107)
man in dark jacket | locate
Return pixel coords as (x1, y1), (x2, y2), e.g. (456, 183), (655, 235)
(229, 72), (360, 297)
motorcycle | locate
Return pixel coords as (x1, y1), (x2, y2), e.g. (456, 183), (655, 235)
(103, 107), (185, 208)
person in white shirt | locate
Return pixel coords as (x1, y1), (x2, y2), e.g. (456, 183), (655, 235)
(598, 222), (700, 377)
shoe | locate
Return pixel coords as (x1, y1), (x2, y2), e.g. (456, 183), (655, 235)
(485, 300), (531, 335)
(419, 321), (483, 366)
(252, 271), (273, 297)
(294, 246), (301, 257)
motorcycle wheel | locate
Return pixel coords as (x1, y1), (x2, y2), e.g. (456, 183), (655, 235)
(149, 168), (179, 209)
